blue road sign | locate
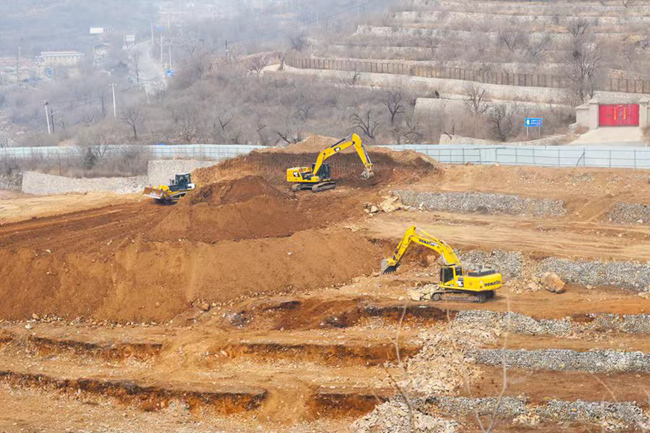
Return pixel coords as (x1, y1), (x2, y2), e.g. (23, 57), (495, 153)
(166, 69), (175, 77)
(525, 118), (543, 127)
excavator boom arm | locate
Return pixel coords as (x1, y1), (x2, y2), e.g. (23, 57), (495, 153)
(382, 226), (461, 273)
(312, 133), (374, 178)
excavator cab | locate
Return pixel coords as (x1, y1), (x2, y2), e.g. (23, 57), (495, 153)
(286, 133), (373, 193)
(440, 265), (460, 285)
(169, 173), (194, 192)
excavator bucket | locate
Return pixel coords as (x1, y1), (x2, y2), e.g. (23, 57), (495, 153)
(143, 187), (165, 200)
(360, 168), (374, 180)
(381, 259), (398, 274)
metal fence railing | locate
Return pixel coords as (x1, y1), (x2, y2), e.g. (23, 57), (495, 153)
(1, 144), (649, 170)
(285, 56), (650, 94)
(384, 144), (650, 169)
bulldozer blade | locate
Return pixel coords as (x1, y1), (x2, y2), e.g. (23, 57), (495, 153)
(381, 259), (398, 274)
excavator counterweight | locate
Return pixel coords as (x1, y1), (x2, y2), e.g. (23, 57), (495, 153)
(286, 133), (374, 193)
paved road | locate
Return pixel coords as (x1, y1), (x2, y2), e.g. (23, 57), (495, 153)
(570, 127), (646, 146)
(129, 41), (166, 91)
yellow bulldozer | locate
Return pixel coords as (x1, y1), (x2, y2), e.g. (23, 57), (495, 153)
(286, 133), (374, 192)
(143, 173), (196, 204)
(381, 226), (503, 303)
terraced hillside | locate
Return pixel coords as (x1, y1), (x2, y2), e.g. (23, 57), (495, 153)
(272, 0), (650, 142)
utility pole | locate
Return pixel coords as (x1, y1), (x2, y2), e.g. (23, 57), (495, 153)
(160, 32), (164, 64)
(15, 46), (20, 84)
(44, 101), (51, 134)
(109, 83), (117, 118)
(225, 40), (228, 54)
(168, 45), (172, 71)
(50, 110), (55, 134)
(151, 22), (155, 46)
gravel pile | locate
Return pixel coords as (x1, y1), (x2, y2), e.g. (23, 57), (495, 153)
(22, 171), (146, 195)
(352, 401), (458, 433)
(607, 202), (650, 225)
(472, 348), (650, 373)
(454, 310), (573, 336)
(428, 396), (527, 417)
(455, 310), (650, 335)
(425, 396), (649, 428)
(394, 191), (566, 217)
(537, 258), (650, 291)
(538, 400), (649, 427)
(461, 250), (523, 278)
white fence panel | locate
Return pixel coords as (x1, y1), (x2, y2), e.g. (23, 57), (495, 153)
(1, 144), (649, 169)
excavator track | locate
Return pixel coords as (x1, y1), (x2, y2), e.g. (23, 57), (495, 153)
(311, 182), (337, 193)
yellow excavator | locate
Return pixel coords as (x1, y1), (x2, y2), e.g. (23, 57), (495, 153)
(381, 226), (502, 302)
(286, 133), (374, 192)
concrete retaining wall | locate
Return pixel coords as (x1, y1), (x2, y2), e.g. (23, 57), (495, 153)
(147, 160), (217, 186)
(22, 171), (146, 195)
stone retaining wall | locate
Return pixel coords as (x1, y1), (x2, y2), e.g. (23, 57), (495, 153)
(21, 171), (146, 195)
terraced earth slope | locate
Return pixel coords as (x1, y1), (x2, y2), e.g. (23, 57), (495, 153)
(0, 137), (648, 432)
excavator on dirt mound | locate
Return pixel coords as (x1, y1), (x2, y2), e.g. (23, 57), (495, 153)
(286, 133), (374, 192)
(143, 173), (196, 204)
(381, 226), (503, 303)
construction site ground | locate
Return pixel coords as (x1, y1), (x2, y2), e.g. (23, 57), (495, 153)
(0, 138), (648, 432)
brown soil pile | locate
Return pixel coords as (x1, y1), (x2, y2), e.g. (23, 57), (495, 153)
(0, 229), (381, 322)
(148, 176), (310, 243)
(193, 135), (440, 189)
(189, 175), (285, 206)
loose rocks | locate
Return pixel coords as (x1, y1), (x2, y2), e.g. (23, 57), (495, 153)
(540, 272), (566, 294)
(472, 348), (650, 373)
(395, 191), (566, 217)
(607, 202), (650, 225)
(537, 258), (650, 291)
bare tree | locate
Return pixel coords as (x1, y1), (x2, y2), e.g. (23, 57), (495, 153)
(564, 19), (591, 38)
(289, 33), (308, 52)
(247, 55), (269, 77)
(486, 104), (514, 142)
(566, 39), (601, 104)
(338, 69), (362, 87)
(463, 83), (489, 116)
(351, 110), (380, 140)
(383, 91), (405, 125)
(622, 0), (637, 7)
(497, 30), (527, 53)
(173, 106), (200, 143)
(120, 107), (144, 141)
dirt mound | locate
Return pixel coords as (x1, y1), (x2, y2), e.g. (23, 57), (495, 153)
(190, 175), (285, 206)
(262, 135), (340, 154)
(193, 136), (440, 189)
(147, 176), (311, 243)
(148, 195), (311, 243)
(0, 229), (382, 322)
